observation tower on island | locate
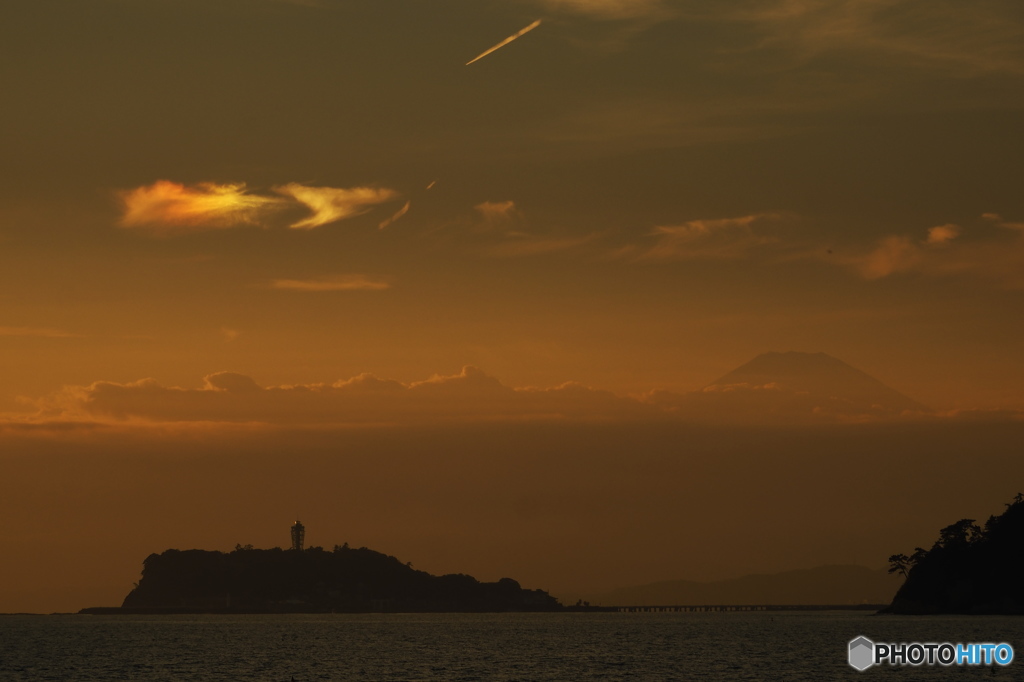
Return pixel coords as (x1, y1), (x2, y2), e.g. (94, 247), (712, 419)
(291, 519), (305, 551)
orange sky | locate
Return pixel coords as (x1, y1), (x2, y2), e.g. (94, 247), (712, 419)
(2, 0), (1024, 612)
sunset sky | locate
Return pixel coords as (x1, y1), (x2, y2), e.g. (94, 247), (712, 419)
(2, 0), (1024, 613)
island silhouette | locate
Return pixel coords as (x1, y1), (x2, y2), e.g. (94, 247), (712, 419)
(81, 524), (562, 614)
(884, 493), (1024, 614)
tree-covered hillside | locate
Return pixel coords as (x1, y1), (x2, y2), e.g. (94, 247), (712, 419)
(885, 494), (1024, 614)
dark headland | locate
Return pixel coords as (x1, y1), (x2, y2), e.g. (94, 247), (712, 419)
(883, 494), (1024, 614)
(80, 543), (563, 614)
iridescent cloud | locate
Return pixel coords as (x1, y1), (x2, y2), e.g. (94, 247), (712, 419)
(274, 183), (400, 230)
(119, 181), (282, 232)
(118, 180), (401, 233)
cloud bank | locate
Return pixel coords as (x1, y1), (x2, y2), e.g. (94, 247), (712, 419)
(14, 361), (970, 431)
(29, 367), (646, 427)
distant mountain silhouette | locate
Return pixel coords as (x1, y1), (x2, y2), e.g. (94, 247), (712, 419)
(710, 352), (928, 412)
(592, 565), (900, 606)
(649, 351), (929, 422)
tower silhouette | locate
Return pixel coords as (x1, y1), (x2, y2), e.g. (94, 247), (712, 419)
(291, 519), (305, 551)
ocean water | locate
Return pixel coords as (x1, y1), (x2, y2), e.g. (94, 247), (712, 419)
(1, 611), (1021, 681)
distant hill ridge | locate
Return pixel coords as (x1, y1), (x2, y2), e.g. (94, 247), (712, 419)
(594, 565), (901, 606)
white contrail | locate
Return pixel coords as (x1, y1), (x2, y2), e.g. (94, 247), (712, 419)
(466, 19), (542, 65)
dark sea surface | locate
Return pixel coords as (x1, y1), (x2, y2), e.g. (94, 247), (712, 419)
(1, 611), (1021, 680)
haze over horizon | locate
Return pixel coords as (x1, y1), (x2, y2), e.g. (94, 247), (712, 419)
(2, 0), (1023, 613)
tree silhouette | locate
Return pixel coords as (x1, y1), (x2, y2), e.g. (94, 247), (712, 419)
(887, 554), (912, 579)
(936, 518), (981, 548)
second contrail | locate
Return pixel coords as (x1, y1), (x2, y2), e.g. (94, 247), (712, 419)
(466, 19), (542, 65)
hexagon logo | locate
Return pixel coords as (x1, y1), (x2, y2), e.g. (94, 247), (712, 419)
(849, 636), (875, 671)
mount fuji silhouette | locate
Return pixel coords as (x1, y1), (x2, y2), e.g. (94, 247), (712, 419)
(652, 351), (929, 423)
